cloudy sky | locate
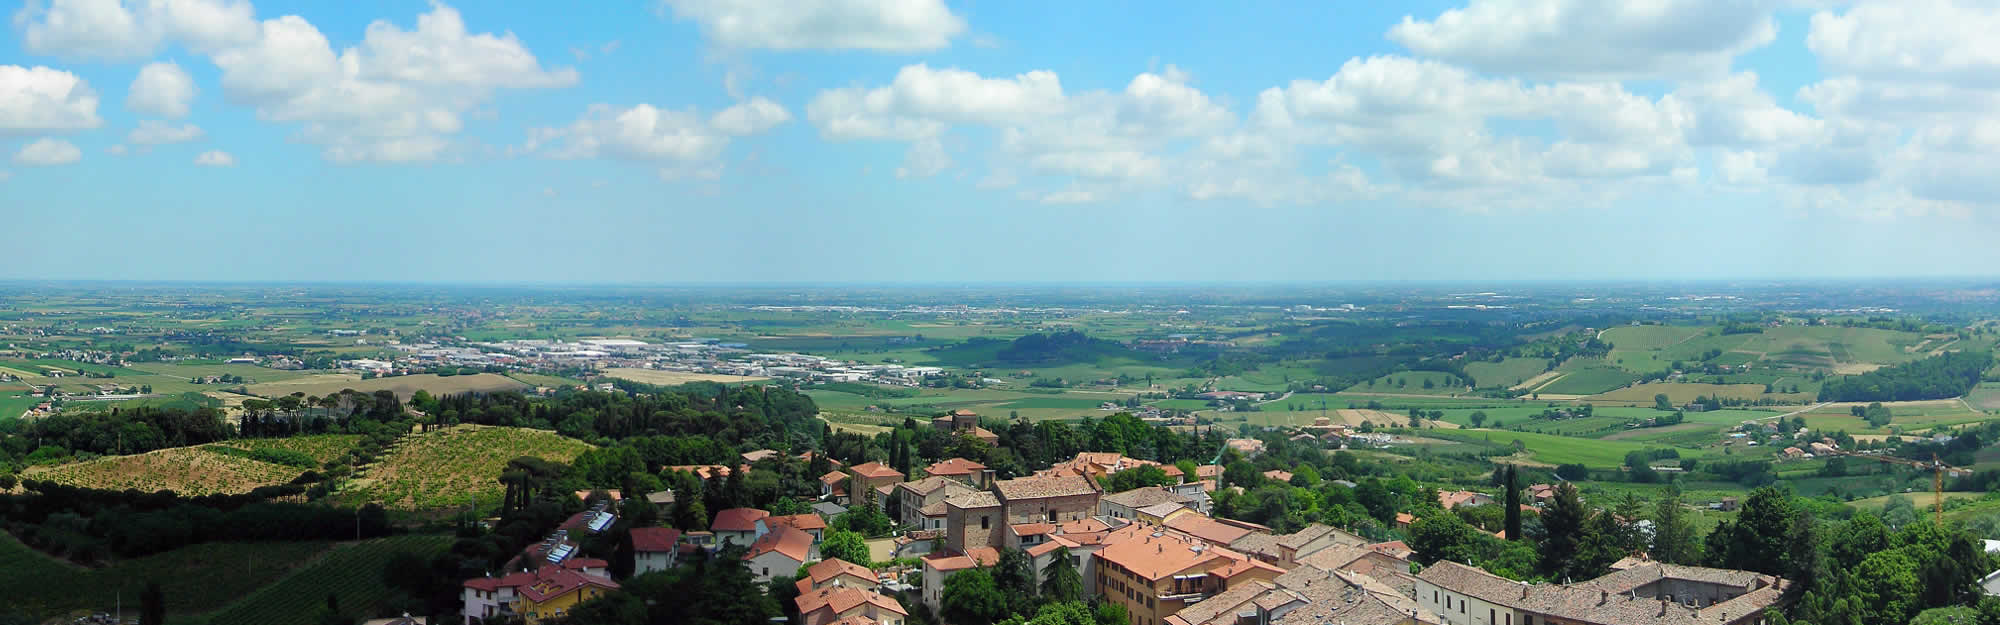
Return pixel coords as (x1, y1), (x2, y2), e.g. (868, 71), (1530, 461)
(4, 0), (1998, 283)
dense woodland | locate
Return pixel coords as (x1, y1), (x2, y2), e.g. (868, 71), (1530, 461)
(1818, 351), (1992, 402)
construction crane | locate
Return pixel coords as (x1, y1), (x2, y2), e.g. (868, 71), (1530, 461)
(1830, 450), (1969, 524)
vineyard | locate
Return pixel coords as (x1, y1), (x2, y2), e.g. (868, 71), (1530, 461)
(205, 535), (452, 625)
(215, 434), (364, 465)
(334, 424), (593, 509)
(0, 532), (331, 617)
(25, 445), (306, 496)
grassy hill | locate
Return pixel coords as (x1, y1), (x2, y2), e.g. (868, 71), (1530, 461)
(1536, 367), (1638, 395)
(202, 535), (452, 625)
(0, 532), (331, 619)
(25, 445), (307, 496)
(215, 434), (364, 464)
(334, 425), (593, 509)
(1463, 357), (1551, 388)
(1343, 371), (1467, 395)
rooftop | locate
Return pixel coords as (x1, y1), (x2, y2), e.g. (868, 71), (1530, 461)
(711, 507), (770, 532)
(900, 475), (977, 497)
(795, 586), (908, 618)
(1101, 486), (1192, 509)
(1164, 514), (1255, 546)
(769, 513), (828, 532)
(994, 474), (1098, 501)
(944, 491), (1001, 509)
(630, 527), (682, 552)
(925, 457), (987, 475)
(744, 526), (814, 562)
(849, 462), (905, 479)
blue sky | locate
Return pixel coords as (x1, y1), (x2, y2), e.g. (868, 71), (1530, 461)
(3, 0), (1998, 283)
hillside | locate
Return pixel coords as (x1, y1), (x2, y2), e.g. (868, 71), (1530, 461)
(204, 535), (452, 625)
(0, 532), (331, 617)
(334, 425), (593, 509)
(243, 372), (528, 401)
(25, 445), (307, 496)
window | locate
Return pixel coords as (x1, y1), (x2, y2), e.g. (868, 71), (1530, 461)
(1049, 510), (1058, 522)
(1433, 590), (1438, 603)
(1490, 609), (1495, 624)
(1148, 598), (1155, 609)
(763, 567), (769, 575)
(1460, 599), (1465, 614)
(1506, 615), (1512, 625)
(981, 516), (990, 530)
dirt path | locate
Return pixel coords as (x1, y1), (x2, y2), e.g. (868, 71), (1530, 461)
(1512, 371), (1562, 391)
(1756, 402), (1831, 421)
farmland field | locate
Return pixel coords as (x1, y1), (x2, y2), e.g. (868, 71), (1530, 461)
(1427, 428), (1729, 468)
(334, 425), (593, 509)
(1463, 358), (1551, 388)
(25, 445), (306, 495)
(1, 391), (39, 421)
(1590, 382), (1798, 404)
(1536, 367), (1638, 395)
(1343, 370), (1469, 395)
(507, 372), (585, 388)
(602, 367), (769, 386)
(244, 372), (528, 400)
(216, 434), (364, 464)
(0, 533), (332, 618)
(1966, 382), (2000, 411)
(204, 535), (453, 625)
(1600, 325), (1706, 350)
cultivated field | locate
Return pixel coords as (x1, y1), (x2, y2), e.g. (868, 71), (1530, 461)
(602, 367), (769, 386)
(1590, 382), (1795, 404)
(216, 434), (363, 464)
(1434, 428), (1731, 468)
(25, 445), (306, 495)
(1535, 367), (1638, 395)
(244, 372), (528, 400)
(1464, 357), (1551, 388)
(205, 535), (453, 625)
(1, 533), (332, 617)
(1343, 371), (1468, 395)
(335, 425), (593, 509)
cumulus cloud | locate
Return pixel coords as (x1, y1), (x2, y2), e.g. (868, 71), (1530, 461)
(895, 137), (949, 178)
(193, 149), (234, 165)
(128, 119), (204, 144)
(527, 97), (787, 169)
(127, 62), (197, 118)
(711, 96), (792, 135)
(13, 137), (82, 165)
(1387, 0), (1778, 80)
(16, 0), (258, 60)
(807, 65), (1066, 140)
(658, 0), (964, 51)
(0, 65), (103, 135)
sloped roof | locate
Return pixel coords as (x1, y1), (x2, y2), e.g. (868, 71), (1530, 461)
(1275, 523), (1365, 551)
(1101, 486), (1191, 509)
(994, 474), (1098, 500)
(769, 513), (828, 532)
(1228, 532), (1286, 560)
(795, 586), (908, 618)
(800, 558), (876, 588)
(943, 491), (1001, 509)
(1093, 527), (1258, 581)
(925, 457), (986, 476)
(744, 526), (814, 563)
(498, 566), (621, 604)
(630, 527), (682, 552)
(1164, 514), (1255, 546)
(712, 507), (770, 532)
(849, 462), (904, 479)
(900, 475), (976, 497)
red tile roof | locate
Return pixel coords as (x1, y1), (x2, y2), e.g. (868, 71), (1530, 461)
(712, 507), (771, 532)
(821, 470), (850, 485)
(1164, 514), (1255, 546)
(770, 513), (828, 532)
(926, 457), (986, 476)
(631, 527), (682, 552)
(464, 566), (620, 602)
(796, 586), (908, 619)
(1094, 526), (1260, 581)
(667, 464), (747, 480)
(994, 474), (1098, 500)
(802, 558), (876, 586)
(745, 526), (814, 563)
(849, 462), (904, 480)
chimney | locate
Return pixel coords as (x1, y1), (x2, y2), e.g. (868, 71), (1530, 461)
(1521, 583), (1529, 599)
(1658, 598), (1668, 617)
(1599, 589), (1608, 605)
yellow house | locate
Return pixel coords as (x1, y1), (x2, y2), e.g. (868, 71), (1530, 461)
(510, 566), (621, 623)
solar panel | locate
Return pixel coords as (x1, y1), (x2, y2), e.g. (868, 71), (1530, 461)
(547, 544), (575, 563)
(587, 512), (614, 533)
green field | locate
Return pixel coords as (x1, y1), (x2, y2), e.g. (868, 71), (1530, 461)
(1590, 382), (1804, 404)
(1344, 371), (1469, 395)
(216, 434), (364, 464)
(0, 532), (332, 619)
(1536, 367), (1639, 395)
(1463, 358), (1551, 388)
(244, 373), (529, 401)
(334, 425), (593, 509)
(1600, 325), (1706, 350)
(1428, 428), (1731, 468)
(204, 535), (452, 625)
(1966, 382), (2000, 411)
(0, 391), (40, 421)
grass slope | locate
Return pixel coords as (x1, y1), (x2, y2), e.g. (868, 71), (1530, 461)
(0, 532), (331, 618)
(336, 425), (593, 509)
(1463, 358), (1551, 388)
(215, 434), (363, 464)
(1537, 368), (1639, 395)
(26, 445), (306, 495)
(1429, 428), (1724, 468)
(204, 535), (452, 625)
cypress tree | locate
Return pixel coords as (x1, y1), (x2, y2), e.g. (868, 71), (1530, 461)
(1504, 465), (1522, 541)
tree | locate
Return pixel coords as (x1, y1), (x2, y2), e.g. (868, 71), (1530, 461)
(821, 529), (871, 567)
(1409, 511), (1485, 566)
(139, 581), (165, 625)
(1847, 550), (1922, 624)
(1704, 486), (1794, 576)
(1223, 460), (1261, 489)
(1469, 411), (1487, 428)
(1093, 602), (1128, 625)
(942, 569), (1010, 625)
(1650, 485), (1701, 565)
(1040, 547), (1083, 603)
(1537, 483), (1587, 579)
(1502, 465), (1522, 541)
(1655, 393), (1674, 411)
(1103, 465), (1174, 492)
(1173, 460), (1198, 484)
(993, 547), (1037, 614)
(1289, 464), (1321, 488)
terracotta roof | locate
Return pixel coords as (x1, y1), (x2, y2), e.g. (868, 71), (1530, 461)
(923, 546), (1001, 572)
(1275, 523), (1365, 551)
(667, 464), (746, 480)
(742, 449), (782, 463)
(900, 476), (976, 497)
(953, 409), (978, 417)
(1437, 490), (1492, 510)
(795, 586), (908, 619)
(827, 615), (878, 625)
(1228, 532), (1286, 559)
(919, 501), (949, 517)
(562, 557), (608, 571)
(821, 471), (850, 485)
(1164, 514), (1255, 546)
(849, 461), (905, 480)
(1101, 486), (1191, 509)
(711, 507), (770, 532)
(994, 474), (1098, 500)
(1262, 470), (1294, 483)
(925, 457), (986, 475)
(798, 451), (843, 467)
(475, 566), (618, 604)
(1026, 542), (1064, 557)
(1416, 560), (1785, 625)
(1093, 526), (1261, 581)
(744, 526), (814, 563)
(769, 513), (828, 532)
(1394, 512), (1415, 525)
(1137, 502), (1189, 518)
(1011, 522), (1056, 536)
(798, 558), (876, 590)
(631, 527), (682, 552)
(1164, 579), (1281, 625)
(943, 491), (1001, 509)
(1194, 465), (1223, 479)
(1366, 541), (1413, 559)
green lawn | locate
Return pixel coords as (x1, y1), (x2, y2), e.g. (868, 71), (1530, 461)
(1599, 325), (1706, 350)
(0, 392), (41, 421)
(1536, 368), (1638, 395)
(0, 533), (333, 619)
(203, 535), (452, 625)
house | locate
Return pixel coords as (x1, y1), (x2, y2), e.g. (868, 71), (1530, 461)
(631, 527), (682, 575)
(932, 409), (1001, 445)
(1135, 502), (1195, 526)
(460, 566), (620, 625)
(924, 457), (991, 488)
(770, 513), (830, 546)
(920, 547), (1001, 610)
(1717, 497), (1740, 512)
(1092, 524), (1286, 625)
(994, 474), (1102, 526)
(814, 501), (850, 519)
(712, 507), (771, 547)
(645, 490), (675, 514)
(1164, 514), (1261, 548)
(1099, 486), (1198, 521)
(1041, 452), (1167, 483)
(1526, 484), (1558, 505)
(1262, 469), (1295, 484)
(667, 464), (746, 481)
(1273, 523), (1368, 566)
(745, 526), (816, 582)
(898, 476), (977, 529)
(795, 558), (879, 595)
(742, 449), (783, 464)
(1781, 447), (1805, 459)
(847, 462), (907, 507)
(796, 586), (909, 625)
(1165, 563), (1434, 625)
(941, 491), (1004, 554)
(1415, 560), (1786, 625)
(1224, 438), (1266, 458)
(1437, 490), (1496, 510)
(821, 470), (852, 502)
(1395, 512), (1416, 530)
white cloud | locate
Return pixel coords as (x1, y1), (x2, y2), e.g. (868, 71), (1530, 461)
(193, 149), (234, 165)
(1387, 0), (1778, 80)
(127, 62), (198, 118)
(1039, 189), (1096, 204)
(106, 143), (128, 155)
(15, 0), (258, 60)
(711, 96), (792, 135)
(0, 65), (102, 135)
(127, 119), (204, 144)
(199, 3), (576, 162)
(658, 0), (964, 51)
(1808, 0), (2000, 86)
(13, 137), (82, 165)
(808, 65), (1065, 140)
(895, 136), (949, 178)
